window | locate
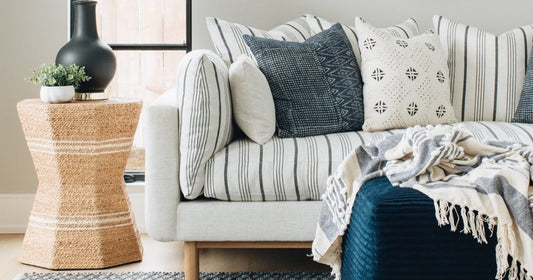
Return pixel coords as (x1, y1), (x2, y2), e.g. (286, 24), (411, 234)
(69, 0), (191, 179)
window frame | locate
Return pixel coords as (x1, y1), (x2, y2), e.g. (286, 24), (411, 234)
(68, 0), (192, 52)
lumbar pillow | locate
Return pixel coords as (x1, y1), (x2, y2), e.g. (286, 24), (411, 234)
(513, 49), (533, 123)
(433, 15), (533, 122)
(177, 50), (233, 199)
(206, 16), (311, 65)
(356, 19), (456, 131)
(229, 55), (276, 144)
(244, 23), (364, 138)
(305, 15), (419, 66)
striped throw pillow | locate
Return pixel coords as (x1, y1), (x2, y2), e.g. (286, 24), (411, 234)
(305, 15), (419, 65)
(206, 16), (311, 65)
(177, 50), (233, 199)
(433, 15), (533, 122)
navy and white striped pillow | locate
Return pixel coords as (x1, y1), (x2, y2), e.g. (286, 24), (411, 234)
(176, 50), (233, 199)
(305, 15), (419, 66)
(206, 16), (311, 65)
(433, 15), (533, 122)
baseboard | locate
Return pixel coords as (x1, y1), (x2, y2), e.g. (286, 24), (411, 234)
(0, 184), (146, 234)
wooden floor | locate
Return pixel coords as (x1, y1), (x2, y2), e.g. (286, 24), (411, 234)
(1, 234), (328, 280)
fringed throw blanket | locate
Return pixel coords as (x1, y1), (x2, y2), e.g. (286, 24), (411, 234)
(312, 125), (533, 280)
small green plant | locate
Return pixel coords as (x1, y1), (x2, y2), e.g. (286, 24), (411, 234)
(27, 64), (91, 88)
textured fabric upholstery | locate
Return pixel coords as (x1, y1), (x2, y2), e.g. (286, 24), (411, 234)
(341, 176), (501, 280)
(145, 89), (180, 241)
(244, 24), (364, 138)
(513, 49), (533, 123)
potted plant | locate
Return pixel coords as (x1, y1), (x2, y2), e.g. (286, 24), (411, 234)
(27, 64), (91, 103)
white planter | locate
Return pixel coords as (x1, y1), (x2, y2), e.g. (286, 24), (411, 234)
(40, 85), (75, 103)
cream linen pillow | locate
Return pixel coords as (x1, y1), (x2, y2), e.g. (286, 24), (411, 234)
(229, 55), (276, 144)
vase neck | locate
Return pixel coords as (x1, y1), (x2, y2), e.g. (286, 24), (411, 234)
(72, 1), (99, 39)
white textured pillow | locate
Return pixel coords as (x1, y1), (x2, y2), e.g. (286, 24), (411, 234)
(229, 56), (276, 144)
(206, 16), (311, 65)
(177, 50), (233, 199)
(356, 19), (456, 131)
(305, 15), (419, 65)
(433, 15), (533, 122)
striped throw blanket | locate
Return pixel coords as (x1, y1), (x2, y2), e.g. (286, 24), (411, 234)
(312, 124), (533, 280)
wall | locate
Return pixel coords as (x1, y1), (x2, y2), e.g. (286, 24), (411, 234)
(192, 0), (533, 50)
(0, 0), (68, 193)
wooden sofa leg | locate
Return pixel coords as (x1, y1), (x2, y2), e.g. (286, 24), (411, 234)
(184, 241), (199, 280)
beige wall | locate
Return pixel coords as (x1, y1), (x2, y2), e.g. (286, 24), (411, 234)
(0, 0), (68, 193)
(2, 0), (533, 193)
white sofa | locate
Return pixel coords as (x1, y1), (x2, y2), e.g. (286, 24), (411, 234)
(145, 6), (533, 280)
(146, 91), (533, 280)
(145, 90), (323, 279)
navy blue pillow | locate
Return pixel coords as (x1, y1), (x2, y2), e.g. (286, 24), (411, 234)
(513, 48), (533, 123)
(243, 23), (364, 138)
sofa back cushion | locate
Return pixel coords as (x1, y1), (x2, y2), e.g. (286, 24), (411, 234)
(306, 15), (419, 66)
(177, 50), (233, 199)
(244, 24), (364, 138)
(433, 15), (533, 122)
(206, 16), (311, 65)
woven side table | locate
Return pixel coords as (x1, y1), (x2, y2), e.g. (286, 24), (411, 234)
(17, 99), (143, 269)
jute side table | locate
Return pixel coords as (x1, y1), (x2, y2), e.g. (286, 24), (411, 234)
(17, 98), (143, 269)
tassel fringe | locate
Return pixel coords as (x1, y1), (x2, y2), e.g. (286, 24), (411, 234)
(433, 200), (532, 280)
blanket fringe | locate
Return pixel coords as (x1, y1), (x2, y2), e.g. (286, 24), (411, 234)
(434, 200), (532, 280)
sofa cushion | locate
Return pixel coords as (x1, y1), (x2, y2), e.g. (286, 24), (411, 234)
(177, 50), (233, 199)
(244, 24), (364, 138)
(305, 15), (419, 66)
(204, 122), (533, 201)
(433, 15), (533, 122)
(206, 16), (311, 65)
(513, 48), (533, 123)
(356, 19), (456, 131)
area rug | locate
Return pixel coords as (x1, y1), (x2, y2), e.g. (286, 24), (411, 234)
(15, 272), (334, 280)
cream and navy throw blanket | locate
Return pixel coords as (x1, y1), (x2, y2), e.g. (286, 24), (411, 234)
(312, 125), (533, 280)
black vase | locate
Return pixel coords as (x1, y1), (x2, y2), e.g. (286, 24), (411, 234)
(56, 0), (116, 100)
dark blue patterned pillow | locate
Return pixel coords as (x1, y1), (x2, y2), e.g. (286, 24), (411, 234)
(243, 23), (364, 138)
(513, 49), (533, 123)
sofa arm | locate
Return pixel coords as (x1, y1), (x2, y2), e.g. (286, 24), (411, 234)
(145, 88), (180, 241)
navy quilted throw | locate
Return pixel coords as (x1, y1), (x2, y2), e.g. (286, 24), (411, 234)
(513, 48), (533, 123)
(244, 23), (364, 138)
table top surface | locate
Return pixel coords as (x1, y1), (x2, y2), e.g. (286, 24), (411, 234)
(18, 98), (142, 108)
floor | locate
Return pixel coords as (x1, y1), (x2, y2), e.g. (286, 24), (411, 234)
(1, 234), (329, 280)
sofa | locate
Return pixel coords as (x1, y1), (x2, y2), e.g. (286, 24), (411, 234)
(145, 12), (533, 280)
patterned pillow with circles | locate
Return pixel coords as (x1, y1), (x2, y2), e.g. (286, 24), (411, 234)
(355, 18), (456, 131)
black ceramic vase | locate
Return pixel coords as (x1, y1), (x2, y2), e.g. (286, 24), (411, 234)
(56, 0), (116, 100)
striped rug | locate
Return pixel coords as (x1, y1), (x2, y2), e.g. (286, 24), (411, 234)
(15, 272), (334, 280)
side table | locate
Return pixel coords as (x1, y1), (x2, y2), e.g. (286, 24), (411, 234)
(17, 98), (143, 269)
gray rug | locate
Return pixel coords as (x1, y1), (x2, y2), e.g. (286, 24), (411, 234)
(15, 272), (334, 280)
